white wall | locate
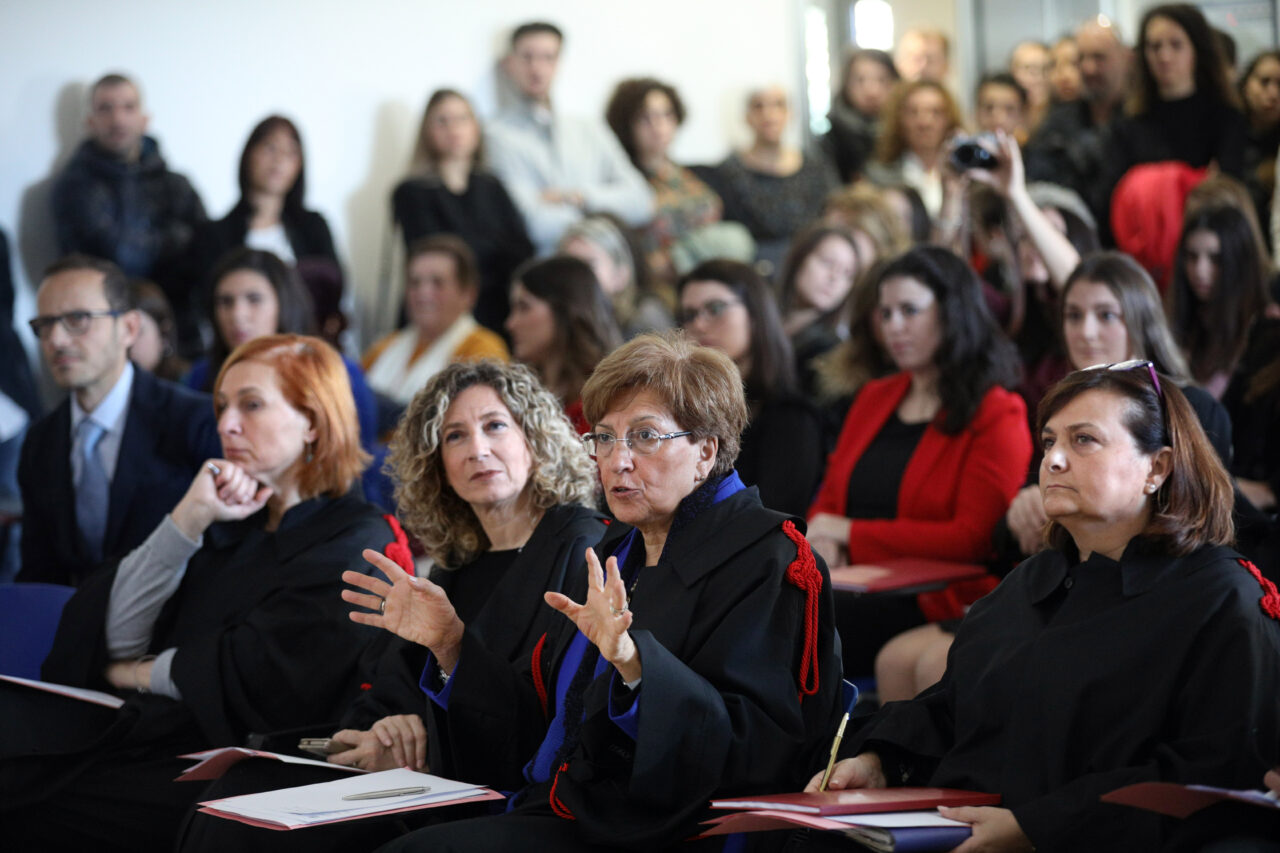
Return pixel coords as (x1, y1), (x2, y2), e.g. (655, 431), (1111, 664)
(0, 0), (805, 349)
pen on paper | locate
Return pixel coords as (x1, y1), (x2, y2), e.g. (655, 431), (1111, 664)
(341, 785), (430, 801)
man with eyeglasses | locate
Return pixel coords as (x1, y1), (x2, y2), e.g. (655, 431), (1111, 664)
(16, 254), (218, 587)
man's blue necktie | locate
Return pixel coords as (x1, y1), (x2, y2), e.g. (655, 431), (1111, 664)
(76, 418), (109, 563)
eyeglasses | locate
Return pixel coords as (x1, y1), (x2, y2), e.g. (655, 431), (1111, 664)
(1081, 359), (1163, 400)
(582, 429), (693, 459)
(28, 310), (124, 339)
(679, 299), (740, 327)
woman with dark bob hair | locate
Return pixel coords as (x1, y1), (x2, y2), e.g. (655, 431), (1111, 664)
(178, 360), (608, 853)
(679, 258), (827, 516)
(345, 332), (843, 851)
(1, 335), (406, 849)
(190, 115), (344, 339)
(807, 246), (1031, 676)
(811, 365), (1280, 853)
(504, 255), (623, 433)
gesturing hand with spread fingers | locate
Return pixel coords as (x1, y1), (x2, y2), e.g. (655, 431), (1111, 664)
(342, 549), (465, 673)
(544, 547), (642, 683)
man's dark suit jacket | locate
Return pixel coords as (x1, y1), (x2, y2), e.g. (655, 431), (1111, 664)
(15, 367), (221, 586)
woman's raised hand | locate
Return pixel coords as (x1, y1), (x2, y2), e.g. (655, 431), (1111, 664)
(171, 460), (273, 540)
(343, 549), (465, 673)
(545, 547), (642, 683)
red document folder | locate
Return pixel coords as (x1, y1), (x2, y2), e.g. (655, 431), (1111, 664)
(828, 560), (989, 594)
(711, 787), (1001, 815)
(1102, 781), (1280, 819)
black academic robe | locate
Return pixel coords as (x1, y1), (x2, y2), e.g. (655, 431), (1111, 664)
(172, 503), (611, 853)
(0, 492), (399, 850)
(844, 538), (1280, 853)
(419, 483), (844, 851)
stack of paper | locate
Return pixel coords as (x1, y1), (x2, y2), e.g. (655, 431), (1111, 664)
(0, 674), (125, 708)
(199, 768), (505, 830)
(176, 747), (368, 781)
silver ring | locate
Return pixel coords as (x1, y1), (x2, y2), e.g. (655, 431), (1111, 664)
(379, 599), (386, 615)
(609, 605), (627, 617)
(206, 462), (221, 476)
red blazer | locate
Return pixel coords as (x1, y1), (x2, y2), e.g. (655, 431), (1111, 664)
(809, 373), (1032, 619)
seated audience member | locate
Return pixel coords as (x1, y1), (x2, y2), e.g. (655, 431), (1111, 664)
(52, 73), (207, 356)
(824, 48), (901, 183)
(806, 247), (1030, 676)
(881, 183), (934, 245)
(1048, 35), (1082, 104)
(811, 272), (897, 424)
(1168, 204), (1271, 399)
(1102, 4), (1246, 214)
(864, 80), (965, 221)
(888, 251), (1230, 702)
(679, 259), (826, 517)
(0, 230), (40, 584)
(712, 86), (839, 271)
(189, 115), (344, 338)
(362, 236), (508, 406)
(810, 366), (1280, 853)
(895, 28), (950, 83)
(559, 214), (674, 337)
(345, 332), (843, 851)
(186, 249), (385, 506)
(777, 225), (864, 396)
(486, 21), (653, 255)
(128, 278), (188, 382)
(1023, 18), (1132, 231)
(392, 89), (534, 332)
(604, 78), (753, 286)
(975, 72), (1028, 140)
(177, 360), (608, 853)
(1239, 50), (1280, 248)
(504, 256), (622, 434)
(1, 334), (404, 851)
(1009, 40), (1052, 133)
(17, 255), (219, 587)
(1225, 315), (1280, 523)
(822, 181), (912, 259)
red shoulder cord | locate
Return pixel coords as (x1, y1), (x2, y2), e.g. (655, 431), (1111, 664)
(1239, 559), (1280, 622)
(550, 762), (576, 820)
(782, 520), (822, 702)
(381, 515), (415, 573)
(530, 632), (550, 718)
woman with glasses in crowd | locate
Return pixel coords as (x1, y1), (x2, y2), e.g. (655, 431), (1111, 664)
(345, 332), (842, 851)
(678, 259), (827, 517)
(810, 363), (1280, 853)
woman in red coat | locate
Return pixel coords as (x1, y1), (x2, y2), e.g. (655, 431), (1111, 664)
(807, 246), (1030, 676)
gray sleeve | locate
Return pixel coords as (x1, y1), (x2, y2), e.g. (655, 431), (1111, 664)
(147, 647), (183, 700)
(105, 515), (202, 660)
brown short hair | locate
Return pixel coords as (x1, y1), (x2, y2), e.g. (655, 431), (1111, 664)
(582, 332), (748, 480)
(215, 334), (369, 499)
(405, 234), (479, 293)
(605, 77), (686, 170)
(43, 253), (129, 311)
(1037, 367), (1234, 555)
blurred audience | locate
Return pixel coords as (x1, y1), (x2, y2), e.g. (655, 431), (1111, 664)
(1239, 50), (1280, 249)
(392, 89), (533, 333)
(559, 214), (674, 338)
(1009, 40), (1052, 132)
(824, 49), (900, 183)
(127, 278), (188, 382)
(865, 80), (965, 221)
(895, 28), (950, 83)
(1048, 35), (1083, 104)
(778, 224), (864, 397)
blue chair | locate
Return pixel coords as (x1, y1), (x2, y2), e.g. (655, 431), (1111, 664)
(0, 582), (75, 679)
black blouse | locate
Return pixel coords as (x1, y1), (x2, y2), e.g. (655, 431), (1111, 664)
(844, 412), (929, 519)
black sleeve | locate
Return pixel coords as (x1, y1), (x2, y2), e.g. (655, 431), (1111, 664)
(392, 181), (440, 248)
(15, 435), (66, 586)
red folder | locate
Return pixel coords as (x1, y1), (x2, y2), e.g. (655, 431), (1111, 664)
(829, 560), (988, 594)
(1102, 782), (1280, 819)
(711, 787), (1000, 815)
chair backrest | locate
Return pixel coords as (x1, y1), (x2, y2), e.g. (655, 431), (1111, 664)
(0, 583), (76, 679)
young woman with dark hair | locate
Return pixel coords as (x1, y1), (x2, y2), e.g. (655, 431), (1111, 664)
(1103, 4), (1247, 206)
(189, 116), (344, 341)
(392, 89), (534, 332)
(1168, 203), (1271, 398)
(504, 255), (623, 434)
(1239, 50), (1280, 245)
(777, 224), (864, 397)
(823, 48), (900, 182)
(807, 246), (1031, 676)
(678, 258), (827, 516)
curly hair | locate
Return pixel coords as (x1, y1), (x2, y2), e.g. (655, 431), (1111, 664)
(874, 80), (964, 165)
(388, 360), (598, 568)
(605, 77), (686, 170)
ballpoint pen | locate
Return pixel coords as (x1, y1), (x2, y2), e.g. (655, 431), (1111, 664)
(341, 785), (430, 801)
(818, 683), (860, 792)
